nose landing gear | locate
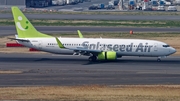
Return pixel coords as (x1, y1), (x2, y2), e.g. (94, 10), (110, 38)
(157, 58), (161, 62)
(157, 56), (167, 62)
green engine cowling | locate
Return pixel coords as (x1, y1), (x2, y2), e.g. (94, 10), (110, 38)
(98, 51), (117, 61)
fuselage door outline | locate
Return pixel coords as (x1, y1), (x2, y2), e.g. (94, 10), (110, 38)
(154, 43), (158, 51)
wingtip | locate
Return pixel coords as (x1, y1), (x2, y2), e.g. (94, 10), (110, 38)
(77, 30), (83, 38)
(55, 37), (65, 48)
(11, 6), (18, 9)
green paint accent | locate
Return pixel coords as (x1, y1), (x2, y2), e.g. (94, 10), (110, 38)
(98, 51), (117, 60)
(11, 6), (52, 38)
(55, 37), (65, 48)
(77, 30), (83, 38)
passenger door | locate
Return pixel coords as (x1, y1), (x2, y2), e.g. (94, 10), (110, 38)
(154, 43), (158, 51)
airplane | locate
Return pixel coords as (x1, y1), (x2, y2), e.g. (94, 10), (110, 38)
(11, 6), (176, 62)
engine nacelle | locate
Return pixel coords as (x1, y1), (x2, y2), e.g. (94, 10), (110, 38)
(98, 51), (117, 61)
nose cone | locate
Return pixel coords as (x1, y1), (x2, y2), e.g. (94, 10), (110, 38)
(171, 47), (176, 54)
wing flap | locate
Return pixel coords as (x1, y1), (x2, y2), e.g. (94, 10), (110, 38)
(69, 48), (102, 53)
(55, 37), (101, 53)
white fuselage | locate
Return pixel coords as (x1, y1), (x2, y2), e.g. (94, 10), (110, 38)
(17, 37), (176, 57)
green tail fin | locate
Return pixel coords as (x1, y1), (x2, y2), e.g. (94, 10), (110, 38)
(11, 6), (52, 38)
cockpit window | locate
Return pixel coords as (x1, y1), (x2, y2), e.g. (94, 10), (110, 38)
(163, 45), (170, 47)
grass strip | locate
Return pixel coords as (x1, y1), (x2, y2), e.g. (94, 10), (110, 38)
(0, 85), (180, 101)
(0, 70), (23, 74)
(1, 19), (180, 27)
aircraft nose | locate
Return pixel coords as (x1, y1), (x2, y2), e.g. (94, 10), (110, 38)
(170, 47), (176, 54)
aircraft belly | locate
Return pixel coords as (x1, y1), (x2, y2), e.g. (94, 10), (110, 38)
(43, 46), (74, 54)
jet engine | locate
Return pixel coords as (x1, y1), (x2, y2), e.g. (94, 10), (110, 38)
(97, 51), (117, 61)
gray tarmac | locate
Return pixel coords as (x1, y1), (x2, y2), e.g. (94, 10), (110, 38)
(0, 53), (180, 86)
(1, 26), (180, 36)
(1, 13), (180, 20)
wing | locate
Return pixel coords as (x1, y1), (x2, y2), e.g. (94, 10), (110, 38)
(55, 37), (102, 53)
(77, 30), (84, 38)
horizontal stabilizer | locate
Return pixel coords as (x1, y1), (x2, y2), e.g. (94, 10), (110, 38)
(8, 38), (30, 42)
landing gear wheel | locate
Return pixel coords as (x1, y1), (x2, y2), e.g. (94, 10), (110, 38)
(88, 56), (97, 62)
(157, 58), (161, 62)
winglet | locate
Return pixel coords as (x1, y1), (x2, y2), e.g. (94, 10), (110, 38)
(77, 30), (84, 38)
(55, 37), (66, 48)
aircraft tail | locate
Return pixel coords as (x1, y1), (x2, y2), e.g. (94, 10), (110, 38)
(11, 6), (52, 38)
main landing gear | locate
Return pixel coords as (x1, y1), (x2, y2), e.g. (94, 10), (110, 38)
(157, 58), (161, 62)
(88, 55), (97, 62)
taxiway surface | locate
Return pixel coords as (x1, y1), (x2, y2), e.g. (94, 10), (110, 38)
(1, 26), (180, 36)
(0, 53), (180, 86)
